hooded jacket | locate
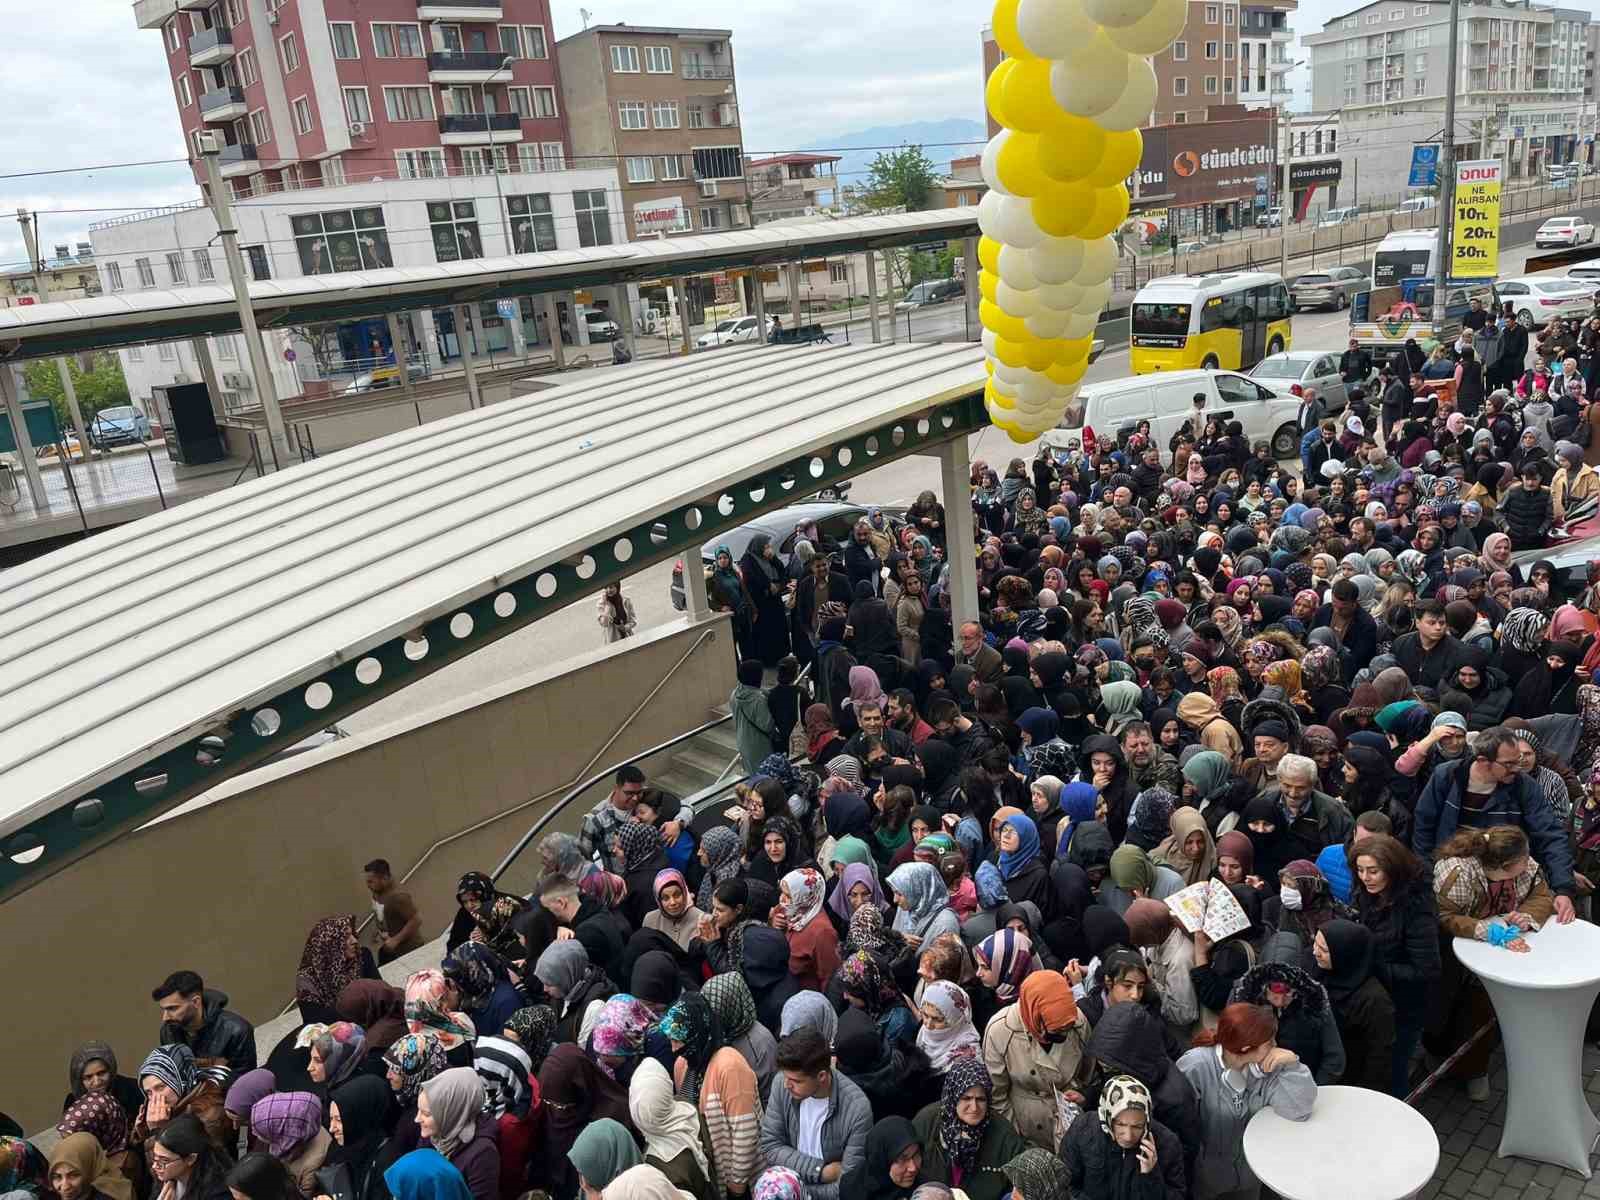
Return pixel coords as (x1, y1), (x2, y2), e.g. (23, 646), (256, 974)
(1082, 1005), (1201, 1175)
(1175, 694), (1244, 767)
(1080, 734), (1139, 845)
(158, 989), (257, 1075)
(742, 925), (804, 1035)
(1227, 933), (1346, 1084)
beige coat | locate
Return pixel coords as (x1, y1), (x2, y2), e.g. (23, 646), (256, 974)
(981, 1004), (1093, 1151)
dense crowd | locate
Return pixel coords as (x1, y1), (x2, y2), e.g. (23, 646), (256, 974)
(12, 316), (1600, 1200)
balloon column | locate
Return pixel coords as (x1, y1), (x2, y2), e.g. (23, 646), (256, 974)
(978, 0), (1184, 442)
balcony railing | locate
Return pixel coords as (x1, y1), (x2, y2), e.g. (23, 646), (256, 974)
(437, 113), (522, 135)
(199, 86), (247, 115)
(187, 25), (234, 60)
(682, 63), (734, 79)
(219, 141), (258, 166)
(427, 50), (511, 73)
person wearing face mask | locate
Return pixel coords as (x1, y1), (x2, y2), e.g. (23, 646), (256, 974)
(1177, 1004), (1316, 1200)
(981, 972), (1091, 1151)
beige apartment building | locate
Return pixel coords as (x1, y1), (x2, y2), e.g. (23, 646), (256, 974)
(556, 24), (749, 240)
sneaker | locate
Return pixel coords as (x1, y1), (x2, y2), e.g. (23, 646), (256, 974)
(1466, 1075), (1491, 1102)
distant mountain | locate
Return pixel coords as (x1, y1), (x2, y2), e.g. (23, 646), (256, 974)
(798, 118), (989, 186)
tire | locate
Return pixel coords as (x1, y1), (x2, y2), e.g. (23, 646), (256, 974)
(1337, 292), (1348, 310)
(1268, 336), (1285, 356)
(1518, 309), (1535, 329)
(1272, 422), (1300, 460)
(1201, 354), (1221, 370)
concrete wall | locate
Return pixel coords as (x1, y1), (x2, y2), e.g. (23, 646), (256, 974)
(3, 614), (734, 1135)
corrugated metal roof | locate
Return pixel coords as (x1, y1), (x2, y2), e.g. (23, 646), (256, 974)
(0, 340), (986, 844)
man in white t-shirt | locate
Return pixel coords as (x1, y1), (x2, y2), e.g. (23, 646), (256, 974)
(759, 1028), (872, 1200)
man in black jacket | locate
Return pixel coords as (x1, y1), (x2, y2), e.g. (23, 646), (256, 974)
(1391, 600), (1477, 689)
(1339, 338), (1373, 386)
(1313, 579), (1379, 682)
(1129, 446), (1165, 508)
(1380, 362), (1412, 437)
(1501, 464), (1554, 550)
(154, 971), (257, 1074)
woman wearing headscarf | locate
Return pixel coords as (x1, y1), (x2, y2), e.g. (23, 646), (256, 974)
(251, 1092), (330, 1197)
(447, 872), (529, 963)
(970, 928), (1035, 1035)
(296, 916), (373, 1024)
(747, 814), (809, 890)
(1236, 795), (1289, 887)
(628, 1059), (714, 1200)
(914, 981), (983, 1074)
(57, 1092), (130, 1168)
(840, 947), (917, 1048)
(699, 975), (776, 1104)
(298, 1021), (369, 1091)
(1060, 1073), (1186, 1200)
(1100, 845), (1185, 917)
(567, 1120), (642, 1200)
(533, 942), (616, 1047)
(1311, 920), (1395, 1093)
(1001, 1149), (1070, 1200)
(888, 861), (962, 947)
(403, 971), (477, 1067)
(48, 1133), (133, 1200)
(740, 535), (792, 667)
(840, 1118), (924, 1200)
(382, 1034), (449, 1164)
(981, 971), (1091, 1151)
(63, 1042), (143, 1124)
(382, 1150), (472, 1200)
(321, 1075), (395, 1200)
(537, 1046), (635, 1200)
(1150, 807), (1217, 887)
(587, 996), (656, 1085)
(132, 1045), (232, 1158)
(773, 867), (839, 992)
(337, 981), (408, 1057)
(908, 1060), (1028, 1200)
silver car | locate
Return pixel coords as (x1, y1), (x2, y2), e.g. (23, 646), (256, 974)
(1289, 265), (1369, 311)
(1248, 351), (1357, 417)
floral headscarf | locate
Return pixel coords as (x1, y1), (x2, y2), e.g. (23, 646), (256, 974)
(696, 825), (743, 911)
(1207, 666), (1242, 702)
(590, 996), (655, 1076)
(295, 1021), (367, 1088)
(441, 942), (504, 1008)
(974, 928), (1034, 1001)
(846, 902), (899, 958)
(753, 1168), (805, 1200)
(1212, 605), (1245, 649)
(0, 1138), (47, 1196)
(504, 1006), (557, 1069)
(580, 870), (630, 910)
(403, 969), (475, 1050)
(1301, 645), (1339, 692)
(657, 992), (720, 1104)
(916, 981), (981, 1071)
(295, 915), (362, 1012)
(840, 950), (899, 1015)
(937, 1058), (993, 1174)
(1097, 1074), (1155, 1136)
(383, 1032), (448, 1105)
(780, 867), (826, 932)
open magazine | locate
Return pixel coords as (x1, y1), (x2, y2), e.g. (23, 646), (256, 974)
(1165, 878), (1251, 942)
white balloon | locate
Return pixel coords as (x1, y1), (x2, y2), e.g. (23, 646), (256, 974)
(1079, 277), (1114, 310)
(1083, 0), (1157, 27)
(992, 359), (1027, 387)
(1025, 309), (1072, 339)
(1049, 34), (1130, 118)
(1017, 0), (1098, 57)
(1037, 280), (1086, 309)
(1065, 309), (1100, 338)
(1075, 237), (1119, 286)
(1105, 0), (1187, 54)
(997, 244), (1041, 290)
(981, 328), (1000, 360)
(979, 192), (1046, 248)
(1014, 374), (1056, 405)
(996, 282), (1043, 318)
(1098, 56), (1158, 131)
(1028, 235), (1086, 285)
(980, 132), (1011, 196)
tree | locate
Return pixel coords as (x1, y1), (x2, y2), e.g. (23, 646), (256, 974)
(22, 353), (131, 433)
(864, 145), (939, 213)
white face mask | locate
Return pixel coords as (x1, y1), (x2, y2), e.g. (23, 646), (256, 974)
(1279, 884), (1304, 911)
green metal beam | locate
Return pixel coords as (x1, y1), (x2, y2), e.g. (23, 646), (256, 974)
(0, 389), (988, 902)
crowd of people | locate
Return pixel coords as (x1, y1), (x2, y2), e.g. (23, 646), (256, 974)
(12, 326), (1600, 1200)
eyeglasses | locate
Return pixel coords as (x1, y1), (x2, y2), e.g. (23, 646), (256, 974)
(149, 1154), (184, 1169)
(620, 787), (644, 798)
(1492, 756), (1520, 769)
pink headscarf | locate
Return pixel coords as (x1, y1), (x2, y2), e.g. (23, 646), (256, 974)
(847, 665), (884, 707)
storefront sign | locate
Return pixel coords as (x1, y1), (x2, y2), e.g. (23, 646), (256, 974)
(633, 196), (692, 235)
(1129, 117), (1276, 209)
(1289, 159), (1342, 188)
(1451, 159), (1501, 279)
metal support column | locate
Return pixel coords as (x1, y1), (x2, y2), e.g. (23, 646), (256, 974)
(1433, 0), (1462, 331)
(866, 250), (883, 344)
(189, 338), (226, 421)
(753, 271), (768, 345)
(542, 294), (567, 369)
(18, 211), (93, 456)
(787, 263), (803, 329)
(939, 436), (979, 629)
(684, 550), (711, 620)
(456, 305), (482, 409)
(614, 285), (637, 359)
(0, 365), (47, 509)
(387, 313), (416, 404)
(675, 278), (693, 354)
(963, 238), (981, 341)
(886, 250), (899, 344)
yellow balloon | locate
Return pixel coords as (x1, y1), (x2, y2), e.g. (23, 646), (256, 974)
(979, 270), (998, 303)
(1078, 185), (1131, 239)
(1002, 59), (1058, 133)
(986, 59), (1017, 129)
(1087, 128), (1143, 188)
(1004, 424), (1035, 445)
(1045, 356), (1089, 386)
(1058, 333), (1095, 362)
(996, 131), (1050, 197)
(985, 358), (995, 376)
(990, 335), (1029, 369)
(1037, 112), (1106, 183)
(991, 0), (1035, 60)
(1032, 182), (1093, 239)
(978, 236), (1003, 273)
(980, 299), (1030, 344)
(986, 381), (1017, 410)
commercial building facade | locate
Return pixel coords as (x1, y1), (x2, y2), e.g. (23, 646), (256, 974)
(1131, 106), (1277, 234)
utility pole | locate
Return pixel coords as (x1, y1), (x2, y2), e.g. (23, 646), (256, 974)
(1279, 110), (1294, 280)
(198, 132), (291, 467)
(1432, 0), (1461, 332)
(17, 211), (93, 457)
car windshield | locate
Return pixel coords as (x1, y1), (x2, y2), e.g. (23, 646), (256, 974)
(1544, 220), (1575, 228)
(1252, 357), (1308, 378)
(712, 320), (738, 332)
(100, 407), (136, 420)
(1535, 280), (1587, 294)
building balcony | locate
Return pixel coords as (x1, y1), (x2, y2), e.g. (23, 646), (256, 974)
(176, 0), (212, 9)
(417, 0), (503, 18)
(134, 0), (177, 30)
(427, 50), (511, 82)
(1271, 26), (1293, 41)
(188, 25), (235, 67)
(218, 141), (258, 179)
(437, 112), (524, 145)
(199, 86), (248, 123)
(682, 63), (734, 79)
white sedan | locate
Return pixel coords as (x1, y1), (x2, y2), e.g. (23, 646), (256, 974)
(1496, 276), (1595, 328)
(1535, 216), (1596, 247)
(695, 315), (768, 348)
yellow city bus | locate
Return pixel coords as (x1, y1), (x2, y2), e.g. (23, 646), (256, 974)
(1129, 271), (1293, 374)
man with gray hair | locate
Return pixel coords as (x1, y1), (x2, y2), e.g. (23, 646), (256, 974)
(1265, 752), (1354, 863)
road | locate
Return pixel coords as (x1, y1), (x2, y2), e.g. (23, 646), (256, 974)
(340, 218), (1577, 734)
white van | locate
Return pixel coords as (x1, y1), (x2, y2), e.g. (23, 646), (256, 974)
(1042, 368), (1306, 460)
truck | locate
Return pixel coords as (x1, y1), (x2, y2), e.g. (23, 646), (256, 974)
(1348, 277), (1498, 359)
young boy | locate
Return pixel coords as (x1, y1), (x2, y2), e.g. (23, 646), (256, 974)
(1501, 463), (1554, 550)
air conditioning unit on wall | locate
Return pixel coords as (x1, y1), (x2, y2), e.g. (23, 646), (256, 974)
(222, 371), (251, 390)
(348, 122), (367, 137)
(699, 180), (718, 198)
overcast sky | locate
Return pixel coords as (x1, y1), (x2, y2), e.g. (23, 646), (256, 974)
(1, 0), (1352, 276)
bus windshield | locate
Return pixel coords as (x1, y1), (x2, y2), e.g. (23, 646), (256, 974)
(1131, 303), (1191, 335)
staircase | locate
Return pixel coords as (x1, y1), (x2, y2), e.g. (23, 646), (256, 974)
(651, 705), (743, 803)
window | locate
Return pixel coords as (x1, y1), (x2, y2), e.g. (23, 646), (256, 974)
(533, 87), (558, 118)
(105, 261), (124, 291)
(1225, 6), (1234, 23)
(1389, 7), (1402, 18)
(1174, 111), (1188, 122)
(658, 153), (687, 179)
(1225, 42), (1234, 58)
(618, 101), (647, 129)
(541, 141), (565, 170)
(242, 244), (270, 281)
(1297, 131), (1307, 155)
(625, 155), (655, 183)
(460, 147), (508, 176)
(1342, 16), (1357, 29)
(1344, 86), (1357, 102)
(395, 148), (447, 179)
(323, 156), (345, 187)
(1224, 76), (1234, 91)
(687, 104), (706, 128)
(1413, 77), (1427, 94)
(328, 21), (360, 60)
(135, 258), (156, 288)
(293, 97), (314, 135)
(177, 74), (193, 108)
(164, 19), (179, 52)
(1205, 40), (1218, 58)
(500, 25), (548, 59)
(1346, 41), (1359, 58)
(830, 263), (849, 285)
(1415, 3), (1430, 11)
(292, 207), (392, 274)
(507, 194), (557, 252)
(427, 200), (482, 262)
(693, 145), (743, 179)
(1174, 76), (1189, 94)
(238, 48), (258, 86)
(508, 86), (531, 117)
(159, 343), (178, 362)
(127, 345), (143, 362)
(343, 87), (372, 125)
(1205, 75), (1218, 92)
(573, 189), (613, 247)
(227, 0), (243, 21)
(1414, 28), (1429, 45)
(1327, 130), (1337, 151)
(249, 108), (271, 144)
(610, 44), (640, 72)
(385, 86), (435, 121)
(699, 206), (724, 230)
(644, 45), (673, 72)
(651, 100), (680, 128)
(217, 334), (237, 359)
(1204, 5), (1219, 21)
(280, 32), (301, 72)
(1415, 54), (1427, 72)
(1345, 63), (1357, 80)
(190, 248), (215, 283)
(1366, 13), (1381, 23)
(373, 22), (424, 58)
(166, 252), (186, 285)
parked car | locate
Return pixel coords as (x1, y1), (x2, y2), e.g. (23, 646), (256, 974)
(36, 433), (87, 462)
(668, 501), (906, 611)
(86, 405), (152, 448)
(695, 315), (767, 348)
(1256, 207), (1285, 228)
(1535, 215), (1596, 247)
(1393, 196), (1438, 216)
(1567, 265), (1600, 300)
(343, 363), (428, 394)
(583, 310), (621, 342)
(894, 278), (964, 312)
(1289, 265), (1370, 311)
(1248, 350), (1359, 417)
(1496, 275), (1595, 328)
(1317, 206), (1361, 227)
(1175, 238), (1216, 254)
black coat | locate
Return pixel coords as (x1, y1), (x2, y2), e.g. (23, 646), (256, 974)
(1312, 604), (1379, 682)
(844, 541), (883, 596)
(1501, 485), (1553, 550)
(1083, 1005), (1201, 1181)
(158, 989), (257, 1075)
(1331, 975), (1396, 1091)
(1353, 880), (1441, 1017)
(1061, 1109), (1186, 1200)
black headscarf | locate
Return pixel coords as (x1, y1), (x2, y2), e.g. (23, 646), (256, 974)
(845, 1116), (922, 1200)
(629, 950), (682, 1009)
(1314, 918), (1378, 1006)
(325, 1075), (392, 1179)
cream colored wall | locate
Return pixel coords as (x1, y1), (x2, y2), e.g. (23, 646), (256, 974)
(6, 615), (733, 1134)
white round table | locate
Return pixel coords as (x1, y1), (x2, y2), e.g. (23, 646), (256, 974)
(1243, 1085), (1438, 1200)
(1453, 918), (1600, 1178)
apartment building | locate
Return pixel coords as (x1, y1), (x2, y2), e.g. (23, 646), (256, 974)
(556, 24), (748, 239)
(0, 244), (101, 309)
(132, 0), (572, 198)
(746, 154), (842, 223)
(1306, 0), (1592, 193)
(1239, 0), (1298, 107)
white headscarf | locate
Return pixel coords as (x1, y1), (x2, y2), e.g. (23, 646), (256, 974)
(914, 980), (982, 1071)
(602, 1165), (697, 1200)
(626, 1058), (709, 1177)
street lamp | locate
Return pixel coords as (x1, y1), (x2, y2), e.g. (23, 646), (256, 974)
(478, 54), (516, 251)
(1277, 61), (1307, 280)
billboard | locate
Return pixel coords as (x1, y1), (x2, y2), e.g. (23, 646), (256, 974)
(1289, 159), (1342, 188)
(633, 196), (692, 236)
(1451, 159), (1502, 279)
(1130, 116), (1276, 209)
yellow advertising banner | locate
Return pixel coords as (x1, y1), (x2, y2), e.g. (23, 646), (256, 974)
(1451, 159), (1501, 279)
